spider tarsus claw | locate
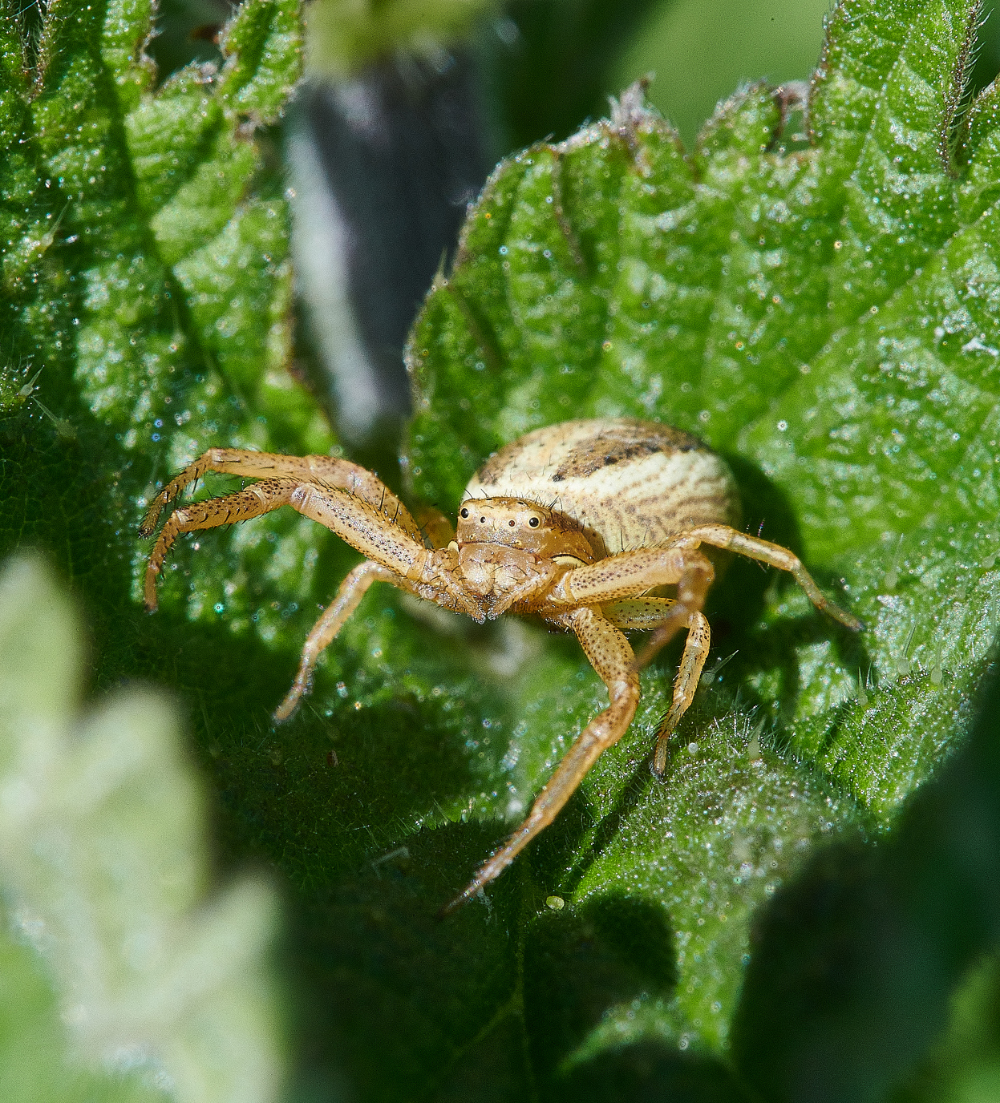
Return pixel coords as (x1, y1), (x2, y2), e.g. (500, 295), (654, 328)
(273, 684), (306, 724)
(437, 883), (481, 919)
(139, 499), (167, 538)
(272, 700), (295, 724)
(829, 605), (863, 632)
(651, 742), (670, 777)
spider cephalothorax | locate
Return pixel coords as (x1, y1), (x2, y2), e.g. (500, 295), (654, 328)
(141, 418), (860, 910)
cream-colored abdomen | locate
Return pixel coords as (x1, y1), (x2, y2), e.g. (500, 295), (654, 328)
(465, 419), (740, 557)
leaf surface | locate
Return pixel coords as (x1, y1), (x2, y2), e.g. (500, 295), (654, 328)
(0, 555), (284, 1101)
(1, 0), (999, 1099)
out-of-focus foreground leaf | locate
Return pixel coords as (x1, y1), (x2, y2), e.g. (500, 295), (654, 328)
(2, 0), (1000, 1100)
(0, 555), (283, 1102)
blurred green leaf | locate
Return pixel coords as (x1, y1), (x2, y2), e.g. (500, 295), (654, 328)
(305, 0), (492, 79)
(0, 555), (284, 1102)
(613, 0), (832, 145)
(0, 0), (314, 1088)
(894, 955), (1000, 1103)
(2, 0), (1000, 1100)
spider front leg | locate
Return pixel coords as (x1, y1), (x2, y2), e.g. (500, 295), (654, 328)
(443, 606), (640, 914)
(686, 524), (863, 630)
(141, 456), (487, 716)
(273, 544), (483, 720)
(140, 447), (425, 544)
(274, 560), (402, 722)
(142, 453), (481, 619)
(143, 477), (299, 609)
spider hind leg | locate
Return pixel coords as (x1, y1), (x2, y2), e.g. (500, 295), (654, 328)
(604, 594), (715, 774)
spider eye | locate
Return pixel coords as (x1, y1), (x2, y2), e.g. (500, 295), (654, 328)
(460, 508), (469, 518)
(509, 519), (516, 527)
(528, 517), (540, 528)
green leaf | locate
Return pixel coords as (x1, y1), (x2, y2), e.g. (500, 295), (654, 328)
(0, 0), (320, 1086)
(1, 0), (331, 641)
(0, 555), (284, 1102)
(400, 0), (1000, 1086)
(894, 954), (1000, 1102)
(304, 0), (492, 78)
(732, 657), (1000, 1101)
(2, 0), (1000, 1098)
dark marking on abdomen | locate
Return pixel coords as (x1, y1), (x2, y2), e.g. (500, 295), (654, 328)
(550, 422), (704, 482)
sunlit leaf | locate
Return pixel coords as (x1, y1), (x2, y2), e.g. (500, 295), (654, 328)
(2, 0), (999, 1099)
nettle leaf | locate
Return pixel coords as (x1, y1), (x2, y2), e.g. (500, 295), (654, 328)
(1, 0), (332, 638)
(400, 0), (1000, 1092)
(3, 0), (1000, 1099)
(0, 0), (328, 1093)
(0, 556), (284, 1103)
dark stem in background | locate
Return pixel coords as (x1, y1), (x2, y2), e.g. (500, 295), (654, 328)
(287, 0), (662, 470)
(290, 54), (490, 467)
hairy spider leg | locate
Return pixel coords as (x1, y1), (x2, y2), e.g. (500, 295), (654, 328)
(602, 596), (713, 774)
(600, 596), (680, 631)
(629, 556), (715, 669)
(612, 563), (715, 773)
(144, 478), (297, 609)
(143, 465), (481, 620)
(640, 524), (862, 769)
(274, 561), (402, 722)
(608, 526), (859, 766)
(545, 543), (713, 608)
(569, 526), (860, 762)
(413, 504), (457, 549)
(442, 605), (640, 914)
(684, 524), (863, 631)
(140, 447), (424, 544)
(544, 544), (720, 776)
(652, 608), (711, 773)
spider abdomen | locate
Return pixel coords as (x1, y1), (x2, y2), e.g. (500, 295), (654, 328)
(465, 419), (740, 556)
